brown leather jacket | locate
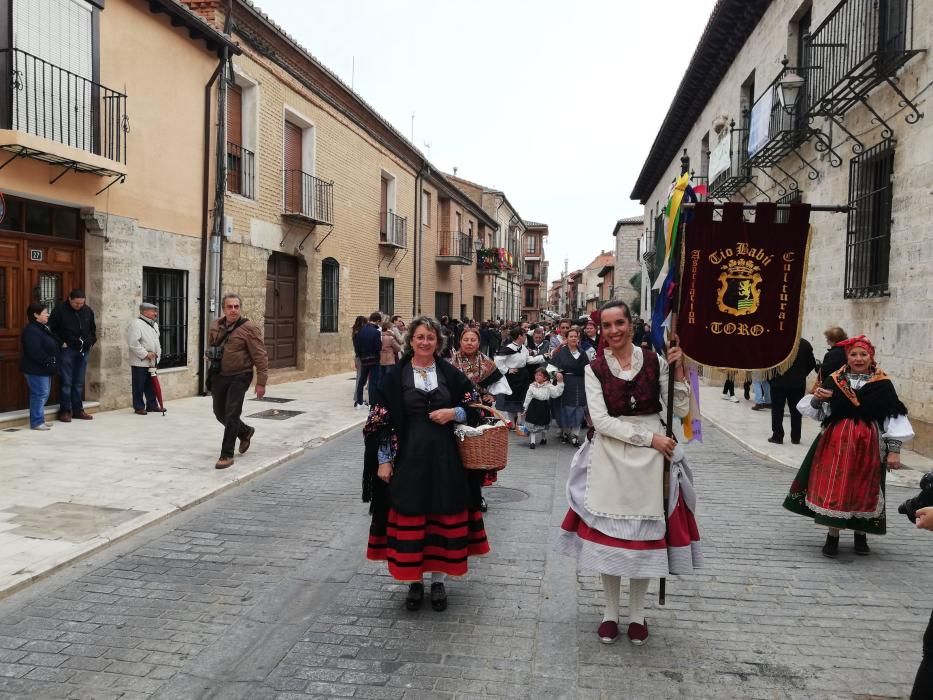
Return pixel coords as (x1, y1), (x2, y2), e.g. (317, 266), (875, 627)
(208, 318), (269, 385)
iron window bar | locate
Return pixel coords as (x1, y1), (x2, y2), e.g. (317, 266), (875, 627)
(379, 210), (407, 248)
(708, 119), (753, 199)
(0, 48), (128, 165)
(437, 230), (474, 263)
(282, 170), (334, 225)
(226, 142), (255, 199)
(142, 267), (188, 369)
(804, 0), (924, 143)
(844, 139), (895, 298)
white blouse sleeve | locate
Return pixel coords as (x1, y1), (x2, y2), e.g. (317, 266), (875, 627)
(494, 353), (510, 374)
(585, 365), (654, 447)
(883, 414), (914, 441)
(796, 394), (828, 421)
(550, 381), (565, 399)
(657, 355), (690, 419)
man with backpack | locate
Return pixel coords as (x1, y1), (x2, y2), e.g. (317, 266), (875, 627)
(206, 293), (269, 470)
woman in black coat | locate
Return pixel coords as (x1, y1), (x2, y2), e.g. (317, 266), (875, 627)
(819, 326), (848, 381)
(551, 327), (590, 446)
(20, 302), (62, 430)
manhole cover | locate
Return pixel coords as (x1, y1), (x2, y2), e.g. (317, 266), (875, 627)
(248, 409), (305, 420)
(250, 396), (295, 403)
(483, 487), (530, 504)
(3, 428), (20, 432)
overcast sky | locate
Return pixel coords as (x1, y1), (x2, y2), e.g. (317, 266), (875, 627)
(253, 0), (717, 281)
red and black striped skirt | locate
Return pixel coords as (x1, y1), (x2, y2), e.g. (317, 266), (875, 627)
(367, 508), (490, 581)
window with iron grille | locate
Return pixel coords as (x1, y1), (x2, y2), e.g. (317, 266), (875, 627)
(845, 141), (894, 299)
(142, 267), (188, 369)
(378, 277), (395, 317)
(775, 189), (802, 224)
(320, 258), (339, 332)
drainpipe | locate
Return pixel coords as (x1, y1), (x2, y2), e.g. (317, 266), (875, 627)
(197, 3), (233, 396)
(412, 165), (422, 317)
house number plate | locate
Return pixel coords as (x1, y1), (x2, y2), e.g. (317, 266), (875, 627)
(30, 249), (43, 261)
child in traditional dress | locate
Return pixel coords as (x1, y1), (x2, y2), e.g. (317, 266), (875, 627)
(523, 366), (563, 449)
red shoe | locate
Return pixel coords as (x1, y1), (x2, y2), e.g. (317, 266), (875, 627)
(628, 620), (649, 645)
(597, 620), (619, 644)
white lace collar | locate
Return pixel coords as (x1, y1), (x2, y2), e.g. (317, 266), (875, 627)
(602, 346), (644, 379)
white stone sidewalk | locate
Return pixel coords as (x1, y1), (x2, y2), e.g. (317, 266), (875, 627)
(0, 372), (365, 598)
(698, 382), (931, 488)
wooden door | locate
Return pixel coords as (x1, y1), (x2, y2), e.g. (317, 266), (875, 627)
(265, 253), (298, 369)
(0, 232), (82, 412)
(284, 122), (303, 213)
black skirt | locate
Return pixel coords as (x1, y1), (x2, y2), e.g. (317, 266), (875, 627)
(524, 398), (551, 426)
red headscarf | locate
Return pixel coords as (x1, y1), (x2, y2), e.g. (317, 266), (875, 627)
(840, 335), (875, 359)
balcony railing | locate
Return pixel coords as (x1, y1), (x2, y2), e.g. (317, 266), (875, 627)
(380, 210), (407, 248)
(745, 66), (812, 169)
(805, 0), (922, 121)
(708, 118), (752, 199)
(283, 170), (334, 225)
(0, 48), (128, 165)
(437, 230), (473, 264)
(226, 142), (255, 199)
(476, 247), (516, 274)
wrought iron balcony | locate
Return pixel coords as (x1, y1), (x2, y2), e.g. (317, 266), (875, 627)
(379, 210), (407, 248)
(708, 118), (752, 199)
(804, 0), (923, 141)
(744, 65), (813, 170)
(437, 230), (473, 264)
(476, 247), (516, 274)
(283, 170), (334, 225)
(0, 48), (128, 173)
(226, 142), (255, 199)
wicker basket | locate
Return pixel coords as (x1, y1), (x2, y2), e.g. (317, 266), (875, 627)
(457, 403), (510, 471)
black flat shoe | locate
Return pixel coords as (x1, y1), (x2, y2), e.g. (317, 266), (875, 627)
(822, 533), (839, 558)
(767, 436), (783, 444)
(405, 583), (424, 611)
(430, 582), (447, 612)
(570, 436), (580, 447)
(854, 533), (871, 555)
(540, 438), (547, 445)
(479, 496), (488, 513)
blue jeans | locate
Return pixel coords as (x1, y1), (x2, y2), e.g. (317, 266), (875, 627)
(355, 363), (377, 405)
(131, 366), (159, 411)
(753, 380), (771, 405)
(24, 374), (51, 428)
(59, 348), (89, 414)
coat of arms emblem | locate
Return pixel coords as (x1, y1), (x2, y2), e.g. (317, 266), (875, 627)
(716, 258), (762, 317)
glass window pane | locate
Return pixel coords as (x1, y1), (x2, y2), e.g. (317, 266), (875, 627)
(25, 204), (52, 236)
(1, 200), (23, 232)
(53, 209), (79, 240)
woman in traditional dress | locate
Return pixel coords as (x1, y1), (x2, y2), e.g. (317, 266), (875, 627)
(557, 300), (701, 646)
(449, 327), (507, 510)
(783, 335), (912, 557)
(493, 326), (545, 427)
(362, 316), (490, 611)
(581, 318), (599, 358)
(551, 327), (590, 447)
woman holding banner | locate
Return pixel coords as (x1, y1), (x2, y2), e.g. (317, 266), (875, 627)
(557, 300), (702, 646)
(783, 335), (912, 556)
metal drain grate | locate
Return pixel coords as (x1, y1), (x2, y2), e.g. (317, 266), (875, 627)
(249, 396), (295, 403)
(3, 428), (21, 432)
(248, 409), (305, 420)
(483, 487), (530, 504)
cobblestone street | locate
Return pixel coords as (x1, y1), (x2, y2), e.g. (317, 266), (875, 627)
(0, 425), (929, 700)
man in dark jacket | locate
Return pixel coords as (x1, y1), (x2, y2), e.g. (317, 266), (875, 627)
(819, 326), (848, 381)
(49, 288), (97, 422)
(768, 337), (817, 445)
(353, 311), (383, 407)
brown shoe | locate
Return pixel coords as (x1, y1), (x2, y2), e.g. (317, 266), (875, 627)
(74, 411), (93, 420)
(134, 409), (147, 416)
(238, 427), (255, 454)
(58, 411), (72, 423)
(215, 457), (234, 470)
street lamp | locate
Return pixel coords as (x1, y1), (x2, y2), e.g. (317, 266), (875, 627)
(778, 55), (805, 114)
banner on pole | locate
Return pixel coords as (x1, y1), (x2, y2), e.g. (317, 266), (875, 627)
(677, 202), (812, 373)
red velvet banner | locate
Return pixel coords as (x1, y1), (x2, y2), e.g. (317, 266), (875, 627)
(677, 202), (812, 372)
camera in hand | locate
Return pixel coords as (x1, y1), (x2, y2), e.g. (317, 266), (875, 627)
(897, 471), (933, 523)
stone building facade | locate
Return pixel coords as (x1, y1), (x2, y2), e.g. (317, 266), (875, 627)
(0, 0), (234, 416)
(631, 0), (933, 455)
(611, 216), (643, 312)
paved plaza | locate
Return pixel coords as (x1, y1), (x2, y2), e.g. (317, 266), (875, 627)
(0, 419), (930, 699)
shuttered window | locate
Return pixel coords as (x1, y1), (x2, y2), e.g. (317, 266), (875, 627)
(13, 0), (93, 78)
(227, 84), (242, 146)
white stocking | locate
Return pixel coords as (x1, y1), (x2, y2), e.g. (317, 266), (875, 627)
(628, 578), (649, 625)
(601, 573), (621, 622)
